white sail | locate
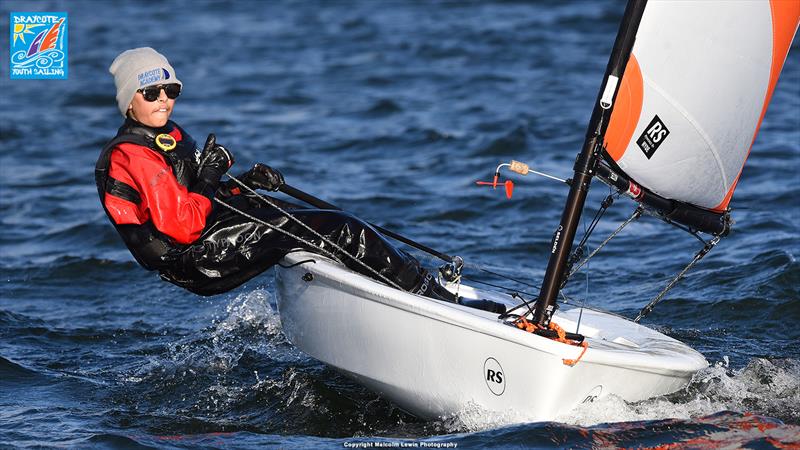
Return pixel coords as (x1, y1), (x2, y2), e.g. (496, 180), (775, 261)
(604, 1), (799, 211)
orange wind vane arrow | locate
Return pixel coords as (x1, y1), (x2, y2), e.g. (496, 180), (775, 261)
(476, 179), (515, 199)
(476, 160), (531, 199)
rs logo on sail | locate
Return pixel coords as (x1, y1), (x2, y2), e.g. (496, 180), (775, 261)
(636, 115), (670, 159)
(647, 121), (668, 143)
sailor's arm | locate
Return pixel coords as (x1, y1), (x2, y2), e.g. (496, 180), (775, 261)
(107, 144), (213, 244)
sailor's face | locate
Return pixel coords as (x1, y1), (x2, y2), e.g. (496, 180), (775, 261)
(128, 88), (175, 128)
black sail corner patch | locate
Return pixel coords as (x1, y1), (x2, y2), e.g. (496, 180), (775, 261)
(636, 115), (670, 159)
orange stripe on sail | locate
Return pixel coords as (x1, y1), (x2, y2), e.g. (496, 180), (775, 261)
(712, 0), (800, 212)
(604, 53), (644, 162)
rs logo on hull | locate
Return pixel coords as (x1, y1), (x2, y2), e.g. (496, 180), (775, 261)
(484, 357), (506, 396)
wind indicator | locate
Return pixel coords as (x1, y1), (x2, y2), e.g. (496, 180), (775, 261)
(476, 178), (515, 199)
(477, 160), (566, 199)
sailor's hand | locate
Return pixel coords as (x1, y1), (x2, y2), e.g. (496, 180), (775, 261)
(198, 134), (234, 173)
(191, 134), (235, 200)
(241, 163), (284, 192)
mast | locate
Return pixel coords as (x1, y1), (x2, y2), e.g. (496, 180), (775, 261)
(533, 0), (648, 326)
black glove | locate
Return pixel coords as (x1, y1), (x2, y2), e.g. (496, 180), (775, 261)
(191, 134), (235, 199)
(236, 163), (285, 192)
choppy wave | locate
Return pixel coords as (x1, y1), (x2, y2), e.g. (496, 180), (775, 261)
(104, 291), (800, 438)
(2, 283), (799, 446)
(0, 355), (43, 381)
(447, 412), (800, 449)
(562, 358), (800, 427)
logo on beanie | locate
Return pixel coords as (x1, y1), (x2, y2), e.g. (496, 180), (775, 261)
(10, 12), (68, 80)
(138, 67), (171, 87)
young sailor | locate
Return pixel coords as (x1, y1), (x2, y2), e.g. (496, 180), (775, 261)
(96, 47), (478, 305)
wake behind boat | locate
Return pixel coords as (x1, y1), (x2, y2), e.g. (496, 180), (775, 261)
(274, 0), (799, 421)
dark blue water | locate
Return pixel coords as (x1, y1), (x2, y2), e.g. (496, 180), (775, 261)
(1, 1), (798, 448)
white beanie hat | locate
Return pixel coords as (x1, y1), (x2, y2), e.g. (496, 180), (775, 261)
(109, 47), (182, 116)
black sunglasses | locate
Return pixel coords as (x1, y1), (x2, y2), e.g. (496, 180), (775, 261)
(138, 83), (181, 102)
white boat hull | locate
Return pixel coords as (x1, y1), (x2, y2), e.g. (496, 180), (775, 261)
(275, 251), (708, 421)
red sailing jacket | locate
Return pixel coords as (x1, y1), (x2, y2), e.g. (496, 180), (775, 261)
(105, 143), (211, 244)
(103, 127), (211, 245)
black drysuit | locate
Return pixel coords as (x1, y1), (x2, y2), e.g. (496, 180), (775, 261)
(96, 120), (446, 298)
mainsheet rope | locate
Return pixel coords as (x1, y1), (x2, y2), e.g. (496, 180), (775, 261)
(215, 173), (405, 291)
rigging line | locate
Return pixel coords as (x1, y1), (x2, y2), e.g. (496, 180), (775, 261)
(318, 185), (549, 291)
(662, 217), (713, 245)
(564, 191), (619, 283)
(634, 235), (721, 323)
(567, 206), (643, 280)
(576, 278), (586, 332)
(575, 193), (617, 251)
(498, 292), (537, 321)
(406, 249), (543, 290)
(531, 169), (567, 184)
(577, 214), (589, 334)
(213, 197), (341, 262)
(468, 268), (541, 289)
(219, 174), (405, 291)
(501, 289), (582, 322)
(459, 275), (538, 297)
(560, 289), (642, 323)
(277, 258), (317, 269)
(211, 197), (337, 261)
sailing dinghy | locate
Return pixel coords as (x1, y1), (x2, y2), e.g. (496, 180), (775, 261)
(275, 0), (799, 421)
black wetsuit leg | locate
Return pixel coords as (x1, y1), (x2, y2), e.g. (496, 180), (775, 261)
(160, 195), (430, 297)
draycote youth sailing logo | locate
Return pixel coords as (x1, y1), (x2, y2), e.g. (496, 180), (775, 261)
(10, 12), (68, 80)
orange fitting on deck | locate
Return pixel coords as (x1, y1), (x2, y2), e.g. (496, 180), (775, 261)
(514, 317), (589, 366)
(563, 342), (589, 366)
